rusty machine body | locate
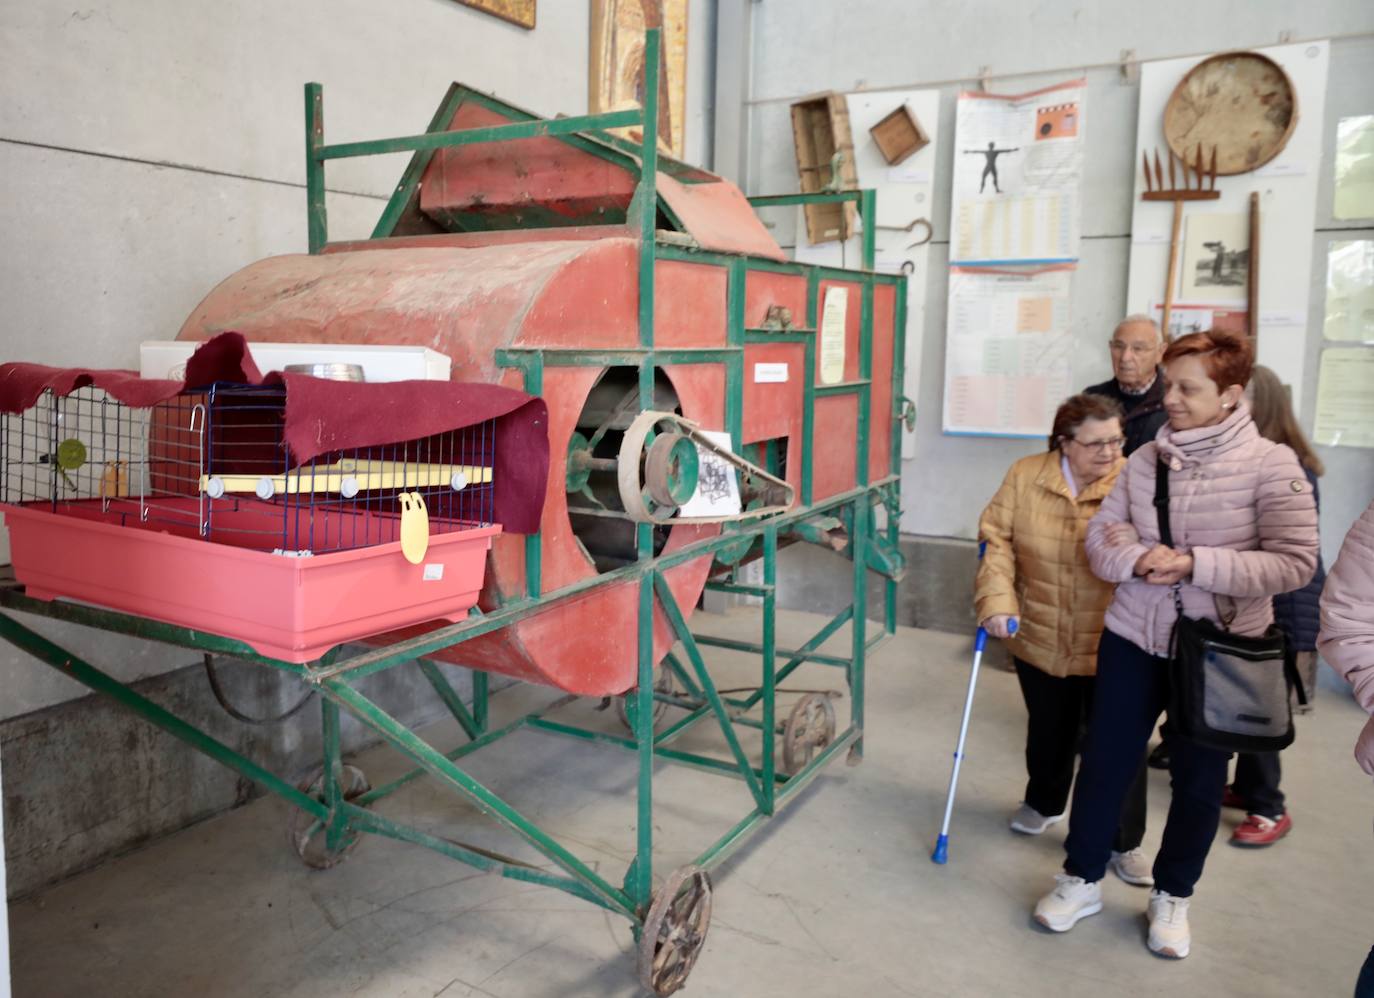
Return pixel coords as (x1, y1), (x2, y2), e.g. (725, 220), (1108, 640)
(0, 30), (908, 993)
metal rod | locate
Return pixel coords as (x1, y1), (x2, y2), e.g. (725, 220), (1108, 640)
(318, 679), (636, 920)
(304, 83), (327, 254)
(319, 109), (642, 161)
(653, 573), (769, 810)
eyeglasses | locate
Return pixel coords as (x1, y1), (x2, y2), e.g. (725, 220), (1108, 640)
(1109, 340), (1157, 356)
(1069, 436), (1125, 453)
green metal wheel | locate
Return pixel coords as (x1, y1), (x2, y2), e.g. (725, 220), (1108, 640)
(285, 764), (371, 869)
(638, 865), (713, 996)
(613, 662), (673, 735)
(644, 431), (698, 507)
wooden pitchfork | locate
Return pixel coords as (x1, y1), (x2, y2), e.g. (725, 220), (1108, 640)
(1142, 144), (1219, 335)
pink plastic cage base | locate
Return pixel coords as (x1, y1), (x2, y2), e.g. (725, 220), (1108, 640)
(1, 500), (500, 663)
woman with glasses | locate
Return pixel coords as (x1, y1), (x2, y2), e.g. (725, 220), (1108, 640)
(1033, 330), (1318, 959)
(975, 393), (1153, 888)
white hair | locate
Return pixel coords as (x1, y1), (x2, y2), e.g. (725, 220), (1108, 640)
(1113, 314), (1164, 344)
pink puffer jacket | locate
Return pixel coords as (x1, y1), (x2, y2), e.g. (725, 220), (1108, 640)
(1317, 499), (1374, 774)
(1085, 403), (1318, 657)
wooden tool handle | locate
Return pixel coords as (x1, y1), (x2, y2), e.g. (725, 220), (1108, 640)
(1248, 192), (1260, 341)
(1162, 199), (1183, 337)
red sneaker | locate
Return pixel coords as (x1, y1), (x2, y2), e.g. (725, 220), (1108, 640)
(1230, 812), (1292, 847)
(1221, 785), (1246, 810)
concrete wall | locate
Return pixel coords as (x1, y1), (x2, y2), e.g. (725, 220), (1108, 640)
(736, 1), (1374, 573)
(0, 0), (716, 721)
(0, 0), (717, 896)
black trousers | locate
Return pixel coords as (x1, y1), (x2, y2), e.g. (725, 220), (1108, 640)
(1064, 629), (1230, 896)
(1233, 751), (1285, 819)
(1014, 657), (1148, 852)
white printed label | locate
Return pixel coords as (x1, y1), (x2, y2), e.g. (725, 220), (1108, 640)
(423, 563), (444, 581)
(819, 287), (848, 385)
(677, 430), (743, 519)
(753, 362), (789, 383)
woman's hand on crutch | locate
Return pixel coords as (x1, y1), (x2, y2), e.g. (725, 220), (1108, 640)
(980, 614), (1018, 639)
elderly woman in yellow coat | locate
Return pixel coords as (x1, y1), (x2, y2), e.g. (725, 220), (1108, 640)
(974, 393), (1152, 887)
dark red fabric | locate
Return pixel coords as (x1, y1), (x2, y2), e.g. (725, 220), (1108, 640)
(0, 333), (549, 534)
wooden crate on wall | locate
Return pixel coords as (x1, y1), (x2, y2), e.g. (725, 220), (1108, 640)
(789, 92), (858, 245)
(869, 104), (930, 165)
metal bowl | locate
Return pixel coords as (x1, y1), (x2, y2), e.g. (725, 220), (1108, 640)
(282, 362), (365, 382)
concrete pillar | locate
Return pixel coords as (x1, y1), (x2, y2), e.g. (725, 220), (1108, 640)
(711, 0), (753, 185)
(1, 749), (10, 998)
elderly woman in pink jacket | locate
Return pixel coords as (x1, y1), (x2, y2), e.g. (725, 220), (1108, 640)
(1318, 499), (1374, 994)
(1031, 329), (1318, 959)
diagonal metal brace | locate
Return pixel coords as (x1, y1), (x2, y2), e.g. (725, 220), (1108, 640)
(651, 573), (768, 811)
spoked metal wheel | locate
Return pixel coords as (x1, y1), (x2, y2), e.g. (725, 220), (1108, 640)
(614, 662), (673, 735)
(285, 764), (370, 869)
(638, 865), (713, 996)
(781, 693), (836, 775)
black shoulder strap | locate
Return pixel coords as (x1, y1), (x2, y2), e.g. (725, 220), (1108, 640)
(1154, 458), (1173, 548)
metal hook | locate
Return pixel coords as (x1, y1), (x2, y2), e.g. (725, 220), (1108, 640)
(904, 218), (934, 248)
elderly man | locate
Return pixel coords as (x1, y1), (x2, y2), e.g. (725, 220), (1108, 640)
(1084, 315), (1168, 456)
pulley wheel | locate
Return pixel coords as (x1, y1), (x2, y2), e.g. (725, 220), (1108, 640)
(285, 763), (370, 869)
(645, 432), (699, 508)
(638, 865), (713, 996)
(615, 662), (673, 735)
(782, 693), (836, 775)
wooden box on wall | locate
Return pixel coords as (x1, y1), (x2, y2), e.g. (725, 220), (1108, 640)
(789, 92), (858, 245)
(869, 104), (930, 165)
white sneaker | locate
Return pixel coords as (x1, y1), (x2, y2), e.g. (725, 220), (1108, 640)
(1009, 803), (1064, 835)
(1034, 874), (1103, 932)
(1110, 848), (1155, 887)
(1147, 889), (1191, 958)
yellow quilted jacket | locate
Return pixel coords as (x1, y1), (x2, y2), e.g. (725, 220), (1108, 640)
(974, 450), (1124, 677)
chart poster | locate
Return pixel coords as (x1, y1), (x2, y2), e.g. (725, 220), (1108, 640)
(950, 79), (1086, 265)
(1313, 348), (1374, 449)
(943, 265), (1076, 437)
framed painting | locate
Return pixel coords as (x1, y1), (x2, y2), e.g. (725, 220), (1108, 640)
(589, 0), (689, 159)
(457, 0), (535, 30)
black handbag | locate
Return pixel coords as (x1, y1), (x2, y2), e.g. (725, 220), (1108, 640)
(1154, 459), (1305, 753)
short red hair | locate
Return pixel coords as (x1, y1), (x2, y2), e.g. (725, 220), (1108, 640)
(1163, 328), (1254, 390)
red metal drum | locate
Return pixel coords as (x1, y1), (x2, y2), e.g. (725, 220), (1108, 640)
(178, 237), (727, 696)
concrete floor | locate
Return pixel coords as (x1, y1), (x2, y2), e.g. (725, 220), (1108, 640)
(6, 608), (1373, 997)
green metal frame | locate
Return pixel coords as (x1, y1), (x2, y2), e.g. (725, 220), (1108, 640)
(0, 28), (909, 950)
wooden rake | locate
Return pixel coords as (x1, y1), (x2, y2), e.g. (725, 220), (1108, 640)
(1142, 144), (1219, 334)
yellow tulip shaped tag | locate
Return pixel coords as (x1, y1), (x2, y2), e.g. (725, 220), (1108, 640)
(399, 492), (430, 565)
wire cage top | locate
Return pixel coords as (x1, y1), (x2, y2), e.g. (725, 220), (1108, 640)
(1, 382), (498, 557)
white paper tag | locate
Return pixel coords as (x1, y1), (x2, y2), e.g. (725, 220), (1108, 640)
(1255, 162), (1305, 178)
(1260, 310), (1305, 327)
(678, 430), (742, 519)
(820, 287), (848, 385)
(423, 563), (444, 581)
(753, 362), (789, 383)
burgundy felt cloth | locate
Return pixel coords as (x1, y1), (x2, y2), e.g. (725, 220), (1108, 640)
(0, 333), (549, 534)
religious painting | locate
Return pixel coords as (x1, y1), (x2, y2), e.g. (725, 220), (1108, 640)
(456, 0), (535, 30)
(589, 0), (689, 159)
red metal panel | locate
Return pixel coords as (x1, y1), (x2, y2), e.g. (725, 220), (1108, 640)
(656, 175), (785, 261)
(869, 283), (896, 482)
(744, 272), (808, 328)
(811, 396), (859, 500)
(420, 103), (636, 227)
(742, 342), (803, 445)
(654, 260), (727, 348)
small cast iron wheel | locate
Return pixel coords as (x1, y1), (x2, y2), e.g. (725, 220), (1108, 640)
(781, 693), (837, 775)
(286, 764), (370, 870)
(638, 865), (713, 996)
(615, 663), (673, 734)
(644, 431), (699, 508)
